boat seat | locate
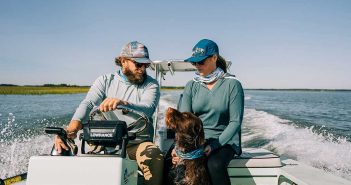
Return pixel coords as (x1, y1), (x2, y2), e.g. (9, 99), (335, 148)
(229, 148), (282, 168)
(228, 148), (282, 185)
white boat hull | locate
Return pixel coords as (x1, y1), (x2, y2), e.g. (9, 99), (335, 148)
(8, 147), (351, 185)
(25, 155), (138, 185)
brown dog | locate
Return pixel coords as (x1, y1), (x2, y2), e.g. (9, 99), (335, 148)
(165, 107), (210, 185)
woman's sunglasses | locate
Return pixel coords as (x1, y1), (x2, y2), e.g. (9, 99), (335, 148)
(191, 59), (206, 66)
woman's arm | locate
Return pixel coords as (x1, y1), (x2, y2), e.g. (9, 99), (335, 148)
(211, 81), (244, 151)
(178, 81), (194, 112)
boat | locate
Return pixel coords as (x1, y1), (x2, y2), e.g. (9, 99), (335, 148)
(1, 59), (350, 185)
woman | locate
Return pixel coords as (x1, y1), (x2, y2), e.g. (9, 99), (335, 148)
(175, 39), (244, 185)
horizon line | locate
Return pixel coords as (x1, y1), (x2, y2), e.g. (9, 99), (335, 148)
(1, 84), (351, 91)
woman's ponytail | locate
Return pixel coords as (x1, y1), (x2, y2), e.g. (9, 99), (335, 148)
(216, 55), (227, 73)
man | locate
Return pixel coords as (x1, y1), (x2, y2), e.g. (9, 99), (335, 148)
(54, 41), (163, 185)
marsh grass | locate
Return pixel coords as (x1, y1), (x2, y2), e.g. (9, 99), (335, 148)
(0, 85), (186, 95)
(0, 86), (89, 95)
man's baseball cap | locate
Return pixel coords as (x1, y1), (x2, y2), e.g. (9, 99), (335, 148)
(185, 39), (219, 63)
(119, 41), (152, 63)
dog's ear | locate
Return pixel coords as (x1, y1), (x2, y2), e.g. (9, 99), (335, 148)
(165, 107), (182, 130)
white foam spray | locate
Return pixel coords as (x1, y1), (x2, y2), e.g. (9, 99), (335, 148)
(243, 108), (351, 180)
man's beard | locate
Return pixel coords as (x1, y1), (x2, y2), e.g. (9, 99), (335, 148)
(123, 67), (147, 85)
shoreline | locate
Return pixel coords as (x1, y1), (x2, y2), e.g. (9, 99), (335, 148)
(0, 86), (89, 95)
(245, 88), (351, 92)
(1, 86), (350, 95)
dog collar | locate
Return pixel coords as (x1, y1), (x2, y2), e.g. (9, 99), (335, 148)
(175, 146), (205, 160)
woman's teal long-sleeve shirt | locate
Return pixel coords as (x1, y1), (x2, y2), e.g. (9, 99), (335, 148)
(179, 73), (244, 155)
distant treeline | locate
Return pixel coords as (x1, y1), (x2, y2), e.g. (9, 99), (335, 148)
(0, 84), (18, 86)
(0, 85), (89, 95)
(161, 86), (184, 90)
(43, 83), (79, 87)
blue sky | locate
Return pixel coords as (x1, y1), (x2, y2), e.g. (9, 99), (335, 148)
(1, 0), (351, 89)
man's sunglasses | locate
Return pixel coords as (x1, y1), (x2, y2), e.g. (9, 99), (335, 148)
(131, 60), (150, 68)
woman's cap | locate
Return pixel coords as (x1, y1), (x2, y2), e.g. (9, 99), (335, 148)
(185, 39), (219, 63)
(119, 41), (152, 63)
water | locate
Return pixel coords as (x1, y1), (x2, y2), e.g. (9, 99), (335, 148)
(1, 90), (351, 181)
(0, 94), (85, 177)
(243, 90), (351, 180)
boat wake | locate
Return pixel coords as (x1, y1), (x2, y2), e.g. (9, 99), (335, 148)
(0, 134), (52, 179)
(243, 108), (351, 181)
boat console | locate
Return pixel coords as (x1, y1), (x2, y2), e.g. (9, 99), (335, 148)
(26, 111), (140, 185)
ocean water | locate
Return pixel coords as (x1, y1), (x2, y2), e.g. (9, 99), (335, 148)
(243, 90), (351, 181)
(0, 90), (351, 181)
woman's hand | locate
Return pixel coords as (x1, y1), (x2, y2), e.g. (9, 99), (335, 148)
(99, 98), (128, 112)
(204, 145), (212, 156)
(171, 148), (180, 165)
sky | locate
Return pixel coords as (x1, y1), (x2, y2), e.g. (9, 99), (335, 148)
(1, 0), (351, 89)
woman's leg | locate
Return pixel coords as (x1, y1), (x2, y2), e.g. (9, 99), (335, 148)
(207, 145), (235, 185)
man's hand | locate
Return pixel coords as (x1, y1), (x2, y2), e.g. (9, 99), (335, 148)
(54, 120), (81, 154)
(99, 98), (128, 112)
(171, 148), (180, 165)
(54, 129), (77, 154)
(54, 135), (69, 154)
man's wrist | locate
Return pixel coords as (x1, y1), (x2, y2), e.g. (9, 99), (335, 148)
(66, 120), (82, 133)
(65, 127), (78, 134)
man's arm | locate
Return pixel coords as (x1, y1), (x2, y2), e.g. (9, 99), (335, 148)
(55, 76), (107, 153)
(127, 81), (160, 118)
(72, 76), (107, 122)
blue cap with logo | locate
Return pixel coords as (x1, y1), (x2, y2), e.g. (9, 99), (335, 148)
(185, 39), (219, 63)
(119, 41), (152, 63)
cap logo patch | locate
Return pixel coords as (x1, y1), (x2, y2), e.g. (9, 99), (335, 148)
(192, 47), (205, 56)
